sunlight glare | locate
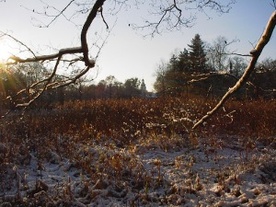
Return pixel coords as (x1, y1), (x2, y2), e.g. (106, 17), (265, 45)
(0, 39), (16, 62)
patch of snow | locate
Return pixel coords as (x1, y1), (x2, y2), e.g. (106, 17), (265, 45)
(0, 136), (275, 206)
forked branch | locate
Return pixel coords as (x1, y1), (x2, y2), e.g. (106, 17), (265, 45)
(6, 0), (106, 108)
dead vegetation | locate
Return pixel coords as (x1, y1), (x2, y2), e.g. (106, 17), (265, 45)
(0, 96), (275, 206)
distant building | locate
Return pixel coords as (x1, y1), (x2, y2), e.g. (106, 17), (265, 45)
(140, 79), (147, 98)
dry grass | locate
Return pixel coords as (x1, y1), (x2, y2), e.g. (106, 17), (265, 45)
(0, 96), (275, 206)
(1, 95), (275, 170)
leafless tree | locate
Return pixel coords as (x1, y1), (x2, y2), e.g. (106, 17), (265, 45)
(154, 60), (169, 93)
(193, 10), (276, 130)
(206, 36), (239, 71)
(0, 0), (237, 108)
(1, 0), (109, 107)
(1, 0), (275, 132)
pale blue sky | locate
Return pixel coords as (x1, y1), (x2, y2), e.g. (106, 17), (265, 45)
(0, 0), (275, 91)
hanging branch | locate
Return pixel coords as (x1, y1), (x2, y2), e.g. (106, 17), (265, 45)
(192, 10), (276, 130)
(81, 0), (106, 67)
(10, 0), (106, 66)
(1, 0), (107, 110)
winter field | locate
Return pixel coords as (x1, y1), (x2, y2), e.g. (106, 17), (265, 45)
(0, 96), (275, 206)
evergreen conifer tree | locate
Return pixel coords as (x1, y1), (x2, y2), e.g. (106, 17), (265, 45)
(188, 34), (208, 73)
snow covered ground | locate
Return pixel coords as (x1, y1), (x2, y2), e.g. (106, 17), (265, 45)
(0, 135), (275, 206)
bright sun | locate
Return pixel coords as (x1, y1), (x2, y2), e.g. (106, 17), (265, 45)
(0, 39), (17, 62)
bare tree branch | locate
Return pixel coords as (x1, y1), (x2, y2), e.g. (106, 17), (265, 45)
(0, 31), (37, 58)
(81, 0), (106, 67)
(197, 0), (236, 13)
(99, 6), (109, 29)
(44, 0), (76, 28)
(229, 52), (251, 57)
(4, 0), (107, 108)
(9, 47), (83, 63)
(10, 0), (106, 67)
(21, 0), (77, 28)
(192, 10), (276, 130)
(133, 0), (235, 36)
(271, 0), (276, 9)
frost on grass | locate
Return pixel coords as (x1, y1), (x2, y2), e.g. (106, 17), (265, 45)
(0, 134), (275, 206)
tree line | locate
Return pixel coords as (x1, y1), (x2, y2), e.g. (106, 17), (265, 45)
(1, 31), (276, 110)
(0, 0), (239, 109)
(68, 75), (149, 101)
(0, 62), (149, 109)
(153, 34), (276, 99)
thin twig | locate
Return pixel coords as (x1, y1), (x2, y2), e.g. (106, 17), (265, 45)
(0, 31), (36, 58)
(45, 0), (75, 27)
